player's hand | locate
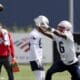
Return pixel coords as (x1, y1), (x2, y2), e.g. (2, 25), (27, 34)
(36, 59), (42, 66)
(12, 57), (16, 62)
(11, 57), (20, 72)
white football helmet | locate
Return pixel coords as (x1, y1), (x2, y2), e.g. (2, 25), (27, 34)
(34, 15), (49, 28)
(58, 20), (72, 31)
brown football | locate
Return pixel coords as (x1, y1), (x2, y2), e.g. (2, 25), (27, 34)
(0, 4), (4, 12)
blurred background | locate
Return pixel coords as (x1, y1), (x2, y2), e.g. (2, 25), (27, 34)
(0, 0), (80, 32)
(0, 1), (80, 80)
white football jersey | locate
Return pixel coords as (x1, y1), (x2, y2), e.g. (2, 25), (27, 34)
(28, 29), (43, 61)
(54, 31), (78, 65)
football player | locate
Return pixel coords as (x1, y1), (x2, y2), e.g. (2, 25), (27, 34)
(39, 20), (80, 80)
(0, 24), (15, 80)
(28, 15), (49, 80)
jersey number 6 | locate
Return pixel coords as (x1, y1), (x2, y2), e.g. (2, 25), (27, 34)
(59, 41), (65, 53)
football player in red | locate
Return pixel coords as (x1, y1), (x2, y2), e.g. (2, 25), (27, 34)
(0, 24), (15, 80)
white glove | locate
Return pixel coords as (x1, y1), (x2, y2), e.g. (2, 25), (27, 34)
(51, 28), (55, 32)
(36, 59), (42, 67)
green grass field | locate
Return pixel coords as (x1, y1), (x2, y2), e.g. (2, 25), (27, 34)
(0, 64), (71, 80)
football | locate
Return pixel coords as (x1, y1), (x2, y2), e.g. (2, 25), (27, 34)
(0, 4), (4, 12)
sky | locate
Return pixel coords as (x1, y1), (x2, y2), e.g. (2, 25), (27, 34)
(0, 0), (80, 32)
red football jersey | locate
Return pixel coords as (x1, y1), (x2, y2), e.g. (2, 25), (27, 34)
(0, 31), (14, 58)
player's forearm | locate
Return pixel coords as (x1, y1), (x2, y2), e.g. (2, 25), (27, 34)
(10, 44), (15, 58)
(53, 30), (67, 39)
(39, 27), (53, 39)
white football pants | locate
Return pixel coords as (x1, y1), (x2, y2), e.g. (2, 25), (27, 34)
(34, 70), (45, 80)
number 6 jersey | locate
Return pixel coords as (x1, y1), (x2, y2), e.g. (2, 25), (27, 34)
(53, 31), (78, 65)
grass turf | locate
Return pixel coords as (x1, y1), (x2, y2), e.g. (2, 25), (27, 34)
(0, 64), (71, 80)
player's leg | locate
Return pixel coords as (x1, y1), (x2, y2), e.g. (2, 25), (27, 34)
(30, 60), (45, 80)
(68, 62), (80, 80)
(34, 70), (45, 80)
(3, 57), (14, 80)
(0, 64), (2, 74)
(45, 60), (66, 80)
(0, 58), (3, 74)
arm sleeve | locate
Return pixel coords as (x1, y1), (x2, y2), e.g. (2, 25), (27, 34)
(64, 31), (73, 40)
(8, 32), (15, 58)
(1, 29), (10, 46)
(53, 30), (67, 39)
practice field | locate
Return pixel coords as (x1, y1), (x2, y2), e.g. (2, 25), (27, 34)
(0, 64), (71, 80)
